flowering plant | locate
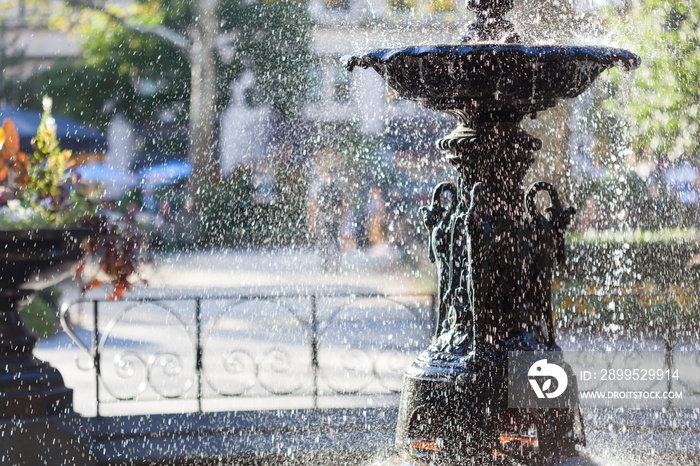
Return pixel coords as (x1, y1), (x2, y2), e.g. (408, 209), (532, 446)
(0, 98), (97, 228)
(0, 97), (146, 299)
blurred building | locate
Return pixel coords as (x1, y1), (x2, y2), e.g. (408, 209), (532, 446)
(219, 0), (466, 174)
(0, 1), (78, 73)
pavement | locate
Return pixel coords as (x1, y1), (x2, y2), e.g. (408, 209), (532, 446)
(149, 244), (426, 291)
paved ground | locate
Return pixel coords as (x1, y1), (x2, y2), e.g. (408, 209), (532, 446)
(145, 245), (428, 294)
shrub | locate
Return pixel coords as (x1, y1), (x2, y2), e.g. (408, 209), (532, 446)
(197, 165), (310, 247)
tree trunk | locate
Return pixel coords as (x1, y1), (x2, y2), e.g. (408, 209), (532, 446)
(186, 0), (220, 214)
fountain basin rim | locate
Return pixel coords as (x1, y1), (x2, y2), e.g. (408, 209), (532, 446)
(0, 226), (94, 241)
(344, 44), (640, 72)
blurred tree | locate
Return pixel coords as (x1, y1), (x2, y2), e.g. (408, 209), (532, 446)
(230, 0), (314, 120)
(25, 0), (312, 212)
(517, 0), (582, 204)
(607, 0), (700, 161)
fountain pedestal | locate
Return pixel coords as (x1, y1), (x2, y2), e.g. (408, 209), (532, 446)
(0, 228), (91, 419)
(0, 294), (73, 418)
(394, 118), (584, 464)
(345, 3), (639, 462)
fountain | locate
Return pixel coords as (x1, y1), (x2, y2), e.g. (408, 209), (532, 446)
(345, 0), (639, 464)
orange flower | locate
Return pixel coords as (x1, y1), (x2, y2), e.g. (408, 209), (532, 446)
(0, 119), (29, 186)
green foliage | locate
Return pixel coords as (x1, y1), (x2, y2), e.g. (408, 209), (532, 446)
(19, 287), (62, 340)
(28, 0), (313, 128)
(198, 165), (309, 246)
(571, 165), (700, 232)
(607, 0), (700, 160)
(0, 19), (26, 106)
(553, 287), (700, 334)
(568, 226), (700, 244)
(197, 167), (250, 245)
(562, 237), (700, 289)
(29, 2), (197, 128)
(235, 0), (315, 120)
(573, 169), (657, 230)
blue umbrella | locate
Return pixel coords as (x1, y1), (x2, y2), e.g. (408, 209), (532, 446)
(139, 161), (192, 188)
(75, 163), (139, 187)
(664, 162), (698, 205)
(0, 107), (107, 154)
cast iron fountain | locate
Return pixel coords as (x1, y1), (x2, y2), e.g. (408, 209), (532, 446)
(345, 0), (639, 464)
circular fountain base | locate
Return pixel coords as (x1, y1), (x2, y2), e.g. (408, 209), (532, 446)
(396, 375), (502, 464)
(395, 349), (509, 464)
(394, 345), (584, 465)
(373, 452), (603, 466)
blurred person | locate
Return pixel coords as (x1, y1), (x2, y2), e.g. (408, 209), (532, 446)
(307, 146), (348, 273)
(339, 209), (357, 252)
(155, 199), (179, 244)
(366, 186), (387, 249)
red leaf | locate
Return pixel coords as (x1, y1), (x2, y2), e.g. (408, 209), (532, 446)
(74, 260), (86, 276)
(1, 119), (20, 155)
(82, 278), (104, 292)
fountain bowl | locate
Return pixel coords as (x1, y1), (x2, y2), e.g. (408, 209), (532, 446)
(345, 45), (640, 121)
(0, 227), (93, 419)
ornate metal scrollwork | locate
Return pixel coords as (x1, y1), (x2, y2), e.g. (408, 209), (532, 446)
(402, 119), (584, 459)
(107, 351), (149, 400)
(257, 348), (307, 395)
(522, 181), (577, 347)
(526, 181), (576, 265)
(98, 303), (197, 402)
(318, 296), (431, 394)
(60, 293), (434, 409)
(148, 352), (195, 399)
(100, 350), (196, 401)
(420, 129), (579, 352)
(202, 299), (309, 397)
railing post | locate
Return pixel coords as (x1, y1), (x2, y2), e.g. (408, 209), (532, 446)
(196, 298), (203, 413)
(311, 294), (318, 409)
(93, 300), (101, 418)
(664, 335), (674, 409)
(430, 293), (437, 340)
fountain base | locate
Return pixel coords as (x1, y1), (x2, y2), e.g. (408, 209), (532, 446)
(396, 346), (584, 465)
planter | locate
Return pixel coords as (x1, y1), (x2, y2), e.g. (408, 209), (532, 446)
(0, 228), (92, 419)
